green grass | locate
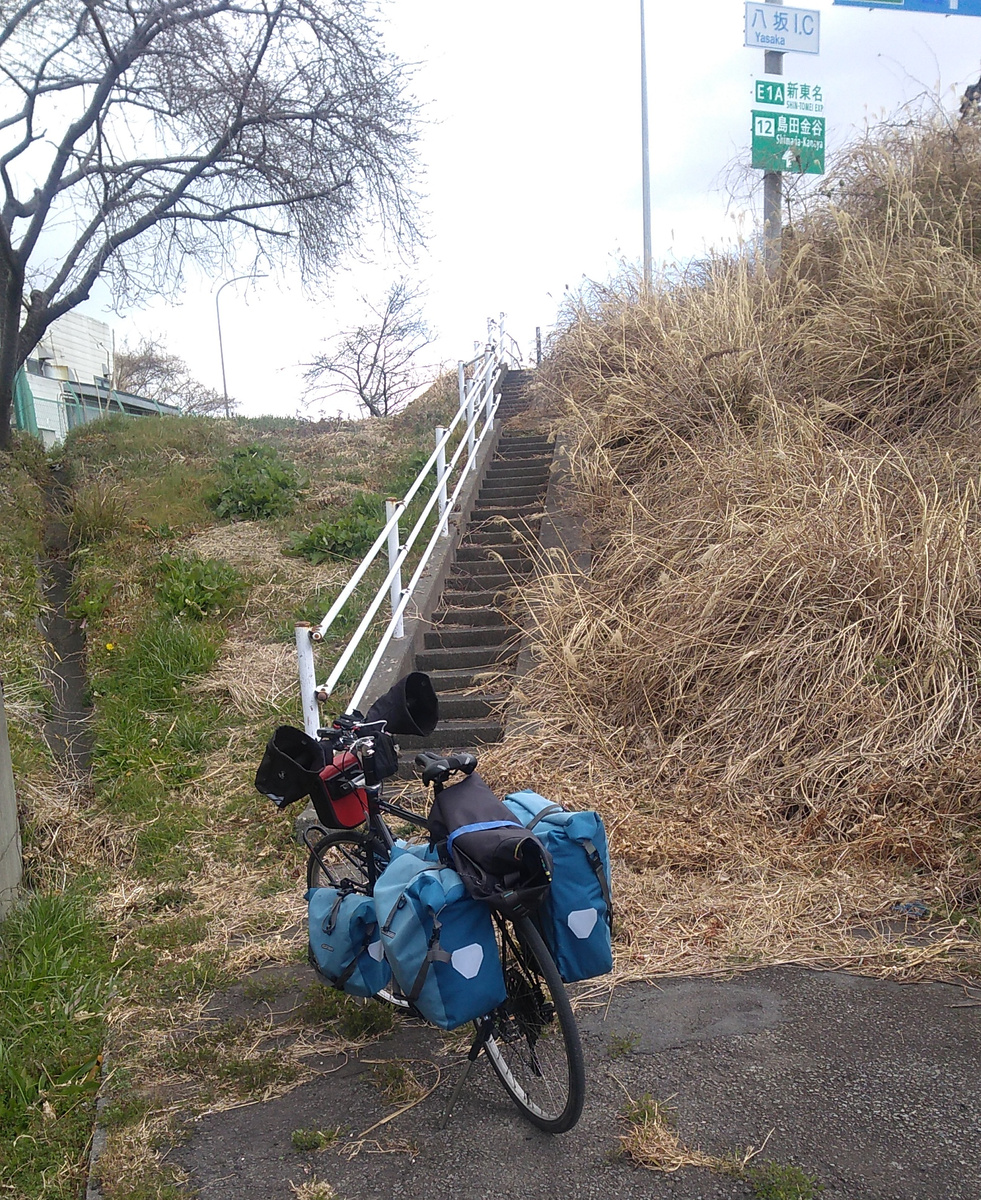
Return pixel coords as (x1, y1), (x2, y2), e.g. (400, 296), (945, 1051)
(300, 984), (396, 1040)
(607, 1030), (641, 1059)
(91, 617), (223, 811)
(0, 891), (114, 1200)
(742, 1161), (824, 1200)
(291, 1126), (341, 1152)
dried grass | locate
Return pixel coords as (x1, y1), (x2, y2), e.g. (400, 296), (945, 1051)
(479, 110), (981, 984)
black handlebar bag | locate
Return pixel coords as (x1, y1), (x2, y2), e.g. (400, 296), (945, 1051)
(428, 771), (552, 919)
(254, 725), (367, 829)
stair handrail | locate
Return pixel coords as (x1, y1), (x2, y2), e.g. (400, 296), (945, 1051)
(295, 318), (510, 735)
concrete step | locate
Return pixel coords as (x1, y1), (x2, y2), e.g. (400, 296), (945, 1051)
(473, 496), (543, 511)
(438, 587), (511, 607)
(449, 556), (531, 575)
(498, 435), (550, 447)
(470, 510), (541, 525)
(456, 542), (529, 562)
(437, 692), (507, 720)
(479, 483), (547, 500)
(481, 471), (549, 489)
(444, 572), (520, 591)
(424, 624), (514, 649)
(492, 450), (552, 464)
(429, 667), (512, 691)
(416, 643), (517, 671)
(486, 458), (551, 473)
(466, 527), (538, 546)
(432, 606), (508, 626)
(398, 719), (504, 750)
(470, 514), (541, 532)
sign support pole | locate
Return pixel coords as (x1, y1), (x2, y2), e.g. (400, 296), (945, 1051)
(763, 0), (784, 278)
(640, 0), (652, 292)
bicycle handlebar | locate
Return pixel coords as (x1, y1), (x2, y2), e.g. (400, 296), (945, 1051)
(414, 750), (478, 787)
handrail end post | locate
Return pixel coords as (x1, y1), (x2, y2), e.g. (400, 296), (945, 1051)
(295, 623), (320, 737)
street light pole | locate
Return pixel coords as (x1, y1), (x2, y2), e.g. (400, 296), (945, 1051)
(215, 274), (265, 417)
(640, 0), (652, 291)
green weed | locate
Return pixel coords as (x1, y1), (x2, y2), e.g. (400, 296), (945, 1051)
(0, 892), (113, 1200)
(155, 553), (244, 620)
(371, 1060), (424, 1105)
(607, 1030), (641, 1059)
(621, 1092), (677, 1127)
(742, 1160), (824, 1200)
(69, 478), (130, 545)
(301, 984), (395, 1040)
(287, 493), (384, 564)
(243, 973), (293, 1003)
(136, 914), (210, 951)
(208, 444), (304, 520)
(291, 1126), (341, 1152)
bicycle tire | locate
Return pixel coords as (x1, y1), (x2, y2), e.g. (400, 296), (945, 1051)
(483, 915), (585, 1133)
(305, 828), (388, 893)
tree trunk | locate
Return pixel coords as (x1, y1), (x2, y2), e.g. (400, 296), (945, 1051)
(0, 269), (26, 452)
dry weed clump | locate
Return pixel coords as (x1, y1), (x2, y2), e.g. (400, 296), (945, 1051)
(502, 110), (981, 981)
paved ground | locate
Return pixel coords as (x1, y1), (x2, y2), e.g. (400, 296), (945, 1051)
(172, 967), (980, 1200)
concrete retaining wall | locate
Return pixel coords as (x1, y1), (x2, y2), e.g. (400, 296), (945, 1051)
(0, 683), (24, 919)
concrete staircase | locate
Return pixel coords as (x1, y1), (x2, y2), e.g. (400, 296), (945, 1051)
(496, 368), (536, 421)
(395, 403), (553, 769)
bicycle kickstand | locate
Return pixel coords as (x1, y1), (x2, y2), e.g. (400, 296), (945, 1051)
(439, 1017), (494, 1130)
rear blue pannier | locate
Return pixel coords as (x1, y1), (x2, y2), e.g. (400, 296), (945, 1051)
(373, 846), (506, 1030)
(307, 887), (392, 999)
(503, 791), (613, 984)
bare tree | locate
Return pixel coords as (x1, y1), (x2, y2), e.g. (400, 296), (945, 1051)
(305, 279), (433, 418)
(115, 335), (231, 415)
(0, 0), (418, 449)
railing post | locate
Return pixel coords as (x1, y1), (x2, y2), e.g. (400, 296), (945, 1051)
(466, 377), (476, 471)
(385, 499), (405, 639)
(435, 426), (449, 537)
(483, 349), (495, 427)
(457, 359), (465, 410)
(295, 623), (320, 737)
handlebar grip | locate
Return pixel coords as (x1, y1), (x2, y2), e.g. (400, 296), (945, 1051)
(421, 756), (451, 787)
(446, 752), (477, 776)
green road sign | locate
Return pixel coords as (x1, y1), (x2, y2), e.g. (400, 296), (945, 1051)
(751, 109), (825, 174)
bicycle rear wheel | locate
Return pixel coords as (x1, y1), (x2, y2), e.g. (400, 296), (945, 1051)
(483, 915), (585, 1133)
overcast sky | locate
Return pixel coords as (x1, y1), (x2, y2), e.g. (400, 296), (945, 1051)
(86, 0), (981, 419)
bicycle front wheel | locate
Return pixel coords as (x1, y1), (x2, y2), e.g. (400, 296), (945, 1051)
(483, 915), (585, 1133)
(305, 828), (388, 893)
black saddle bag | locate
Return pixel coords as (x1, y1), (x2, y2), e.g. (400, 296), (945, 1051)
(428, 772), (552, 919)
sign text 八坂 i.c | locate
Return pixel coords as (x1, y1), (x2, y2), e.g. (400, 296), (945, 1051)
(744, 2), (821, 54)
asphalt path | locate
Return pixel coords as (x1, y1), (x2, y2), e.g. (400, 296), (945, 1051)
(172, 966), (980, 1200)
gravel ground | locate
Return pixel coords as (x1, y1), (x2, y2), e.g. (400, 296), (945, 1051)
(172, 966), (980, 1200)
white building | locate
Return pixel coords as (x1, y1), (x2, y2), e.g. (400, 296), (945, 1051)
(14, 311), (179, 449)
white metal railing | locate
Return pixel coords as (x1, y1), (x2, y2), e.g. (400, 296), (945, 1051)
(295, 317), (511, 735)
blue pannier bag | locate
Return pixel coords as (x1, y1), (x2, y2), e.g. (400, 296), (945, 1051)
(307, 887), (392, 999)
(503, 791), (613, 984)
(373, 846), (506, 1030)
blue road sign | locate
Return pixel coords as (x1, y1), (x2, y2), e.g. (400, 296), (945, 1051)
(833, 1), (981, 14)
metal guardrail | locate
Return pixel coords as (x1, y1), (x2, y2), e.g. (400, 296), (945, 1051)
(295, 317), (512, 735)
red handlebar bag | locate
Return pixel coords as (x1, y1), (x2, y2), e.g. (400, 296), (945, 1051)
(318, 751), (369, 828)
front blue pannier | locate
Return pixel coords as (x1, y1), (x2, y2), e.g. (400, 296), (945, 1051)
(372, 846), (506, 1030)
(307, 887), (392, 998)
(503, 791), (613, 984)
